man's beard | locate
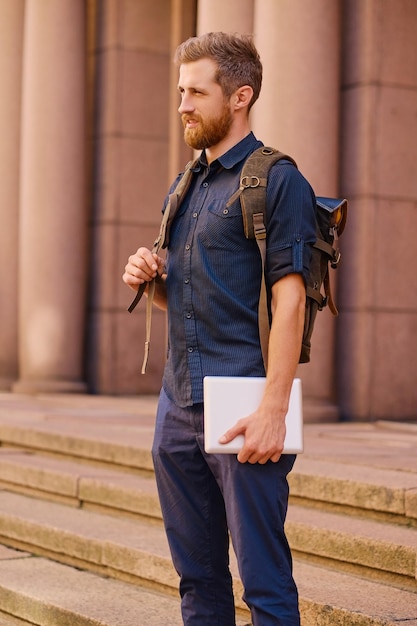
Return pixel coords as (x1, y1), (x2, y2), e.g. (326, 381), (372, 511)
(182, 103), (233, 150)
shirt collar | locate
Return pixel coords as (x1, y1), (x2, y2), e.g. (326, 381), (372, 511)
(195, 132), (263, 172)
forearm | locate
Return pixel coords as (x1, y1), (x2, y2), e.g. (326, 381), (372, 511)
(217, 272), (306, 464)
(260, 274), (305, 417)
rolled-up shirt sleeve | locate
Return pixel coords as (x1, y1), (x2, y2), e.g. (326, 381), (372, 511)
(265, 160), (317, 288)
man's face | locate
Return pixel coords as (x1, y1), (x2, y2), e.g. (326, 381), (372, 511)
(178, 58), (233, 150)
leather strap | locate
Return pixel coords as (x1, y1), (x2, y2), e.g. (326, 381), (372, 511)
(128, 159), (198, 373)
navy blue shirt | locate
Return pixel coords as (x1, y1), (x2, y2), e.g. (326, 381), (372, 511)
(162, 133), (316, 407)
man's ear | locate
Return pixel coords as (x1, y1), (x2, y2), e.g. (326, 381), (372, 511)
(233, 85), (253, 111)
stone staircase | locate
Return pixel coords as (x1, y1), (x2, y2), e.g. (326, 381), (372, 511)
(0, 392), (416, 625)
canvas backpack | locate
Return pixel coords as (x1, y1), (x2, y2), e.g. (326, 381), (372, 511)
(128, 146), (347, 373)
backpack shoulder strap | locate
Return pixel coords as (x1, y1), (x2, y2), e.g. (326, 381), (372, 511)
(226, 146), (297, 371)
(128, 157), (198, 373)
(128, 158), (198, 314)
(162, 157), (200, 250)
(228, 146), (297, 239)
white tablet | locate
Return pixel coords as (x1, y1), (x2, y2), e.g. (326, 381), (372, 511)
(203, 376), (303, 454)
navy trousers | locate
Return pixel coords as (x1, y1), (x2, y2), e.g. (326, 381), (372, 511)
(152, 388), (300, 626)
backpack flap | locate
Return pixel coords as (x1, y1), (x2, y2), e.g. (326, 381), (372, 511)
(316, 197), (348, 268)
(304, 196), (348, 350)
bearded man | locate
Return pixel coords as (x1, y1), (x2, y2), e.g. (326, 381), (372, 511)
(123, 31), (316, 626)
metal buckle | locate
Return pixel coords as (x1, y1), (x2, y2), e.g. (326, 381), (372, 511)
(331, 250), (341, 269)
(241, 175), (261, 189)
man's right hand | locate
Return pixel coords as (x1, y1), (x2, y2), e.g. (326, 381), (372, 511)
(122, 247), (165, 292)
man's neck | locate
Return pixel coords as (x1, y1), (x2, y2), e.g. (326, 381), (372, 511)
(205, 123), (252, 164)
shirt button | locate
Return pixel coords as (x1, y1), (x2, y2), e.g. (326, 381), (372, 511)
(192, 212), (198, 218)
(185, 312), (192, 319)
(223, 209), (229, 215)
(185, 244), (191, 250)
(202, 182), (209, 188)
(188, 347), (194, 353)
(184, 278), (190, 284)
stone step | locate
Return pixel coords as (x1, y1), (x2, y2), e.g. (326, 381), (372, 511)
(0, 613), (33, 625)
(1, 534), (417, 625)
(0, 490), (416, 600)
(0, 435), (416, 525)
(287, 504), (417, 590)
(295, 560), (417, 626)
(289, 456), (417, 524)
(1, 450), (417, 588)
(0, 448), (160, 518)
(0, 550), (185, 626)
(0, 408), (155, 472)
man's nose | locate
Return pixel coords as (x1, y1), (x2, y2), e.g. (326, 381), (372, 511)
(178, 94), (193, 114)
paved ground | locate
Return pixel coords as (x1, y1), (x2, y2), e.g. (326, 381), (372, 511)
(0, 393), (417, 464)
(0, 390), (416, 474)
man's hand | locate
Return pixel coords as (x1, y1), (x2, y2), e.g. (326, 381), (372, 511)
(219, 405), (287, 464)
(122, 247), (165, 292)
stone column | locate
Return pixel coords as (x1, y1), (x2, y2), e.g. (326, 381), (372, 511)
(338, 0), (417, 420)
(13, 0), (87, 393)
(169, 0), (197, 182)
(197, 0), (253, 34)
(252, 0), (343, 418)
(0, 0), (24, 389)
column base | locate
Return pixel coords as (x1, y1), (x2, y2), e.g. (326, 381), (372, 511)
(0, 376), (16, 391)
(12, 378), (88, 395)
(303, 397), (340, 423)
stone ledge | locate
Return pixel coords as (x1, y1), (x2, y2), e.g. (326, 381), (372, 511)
(1, 554), (417, 626)
(0, 557), (184, 626)
(0, 613), (34, 626)
(1, 491), (416, 592)
(1, 448), (416, 523)
(287, 504), (417, 581)
(289, 457), (417, 518)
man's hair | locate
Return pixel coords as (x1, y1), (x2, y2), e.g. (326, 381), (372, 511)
(174, 32), (262, 111)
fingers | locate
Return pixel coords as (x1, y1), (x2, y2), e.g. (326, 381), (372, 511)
(122, 247), (161, 290)
(238, 446), (282, 465)
(219, 420), (282, 464)
(227, 417), (284, 465)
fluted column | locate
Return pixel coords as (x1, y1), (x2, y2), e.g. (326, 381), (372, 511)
(252, 0), (343, 416)
(0, 0), (24, 389)
(14, 0), (87, 393)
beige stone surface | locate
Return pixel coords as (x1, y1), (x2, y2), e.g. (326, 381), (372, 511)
(0, 613), (33, 626)
(119, 137), (169, 224)
(288, 504), (417, 578)
(121, 0), (171, 53)
(197, 0), (253, 34)
(0, 546), (30, 561)
(295, 560), (417, 626)
(16, 0), (87, 392)
(0, 392), (416, 624)
(2, 447), (160, 517)
(121, 50), (170, 138)
(339, 0), (417, 422)
(0, 0), (24, 390)
(0, 490), (178, 590)
(290, 457), (417, 515)
(375, 200), (417, 309)
(0, 557), (183, 626)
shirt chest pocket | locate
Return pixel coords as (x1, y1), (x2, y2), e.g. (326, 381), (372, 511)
(198, 198), (246, 251)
